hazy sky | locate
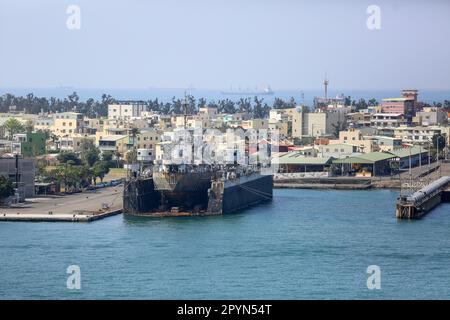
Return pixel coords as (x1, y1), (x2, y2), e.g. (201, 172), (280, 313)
(1, 0), (450, 90)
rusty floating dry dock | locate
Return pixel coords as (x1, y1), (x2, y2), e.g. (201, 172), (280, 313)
(396, 176), (450, 219)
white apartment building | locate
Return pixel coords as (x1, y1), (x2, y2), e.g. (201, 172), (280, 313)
(52, 112), (84, 137)
(292, 109), (348, 138)
(34, 118), (54, 131)
(394, 126), (450, 144)
(413, 107), (448, 126)
(370, 113), (406, 129)
(108, 102), (147, 120)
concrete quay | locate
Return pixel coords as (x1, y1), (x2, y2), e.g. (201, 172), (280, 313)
(0, 186), (123, 222)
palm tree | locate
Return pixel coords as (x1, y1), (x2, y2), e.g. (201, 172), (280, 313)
(129, 127), (140, 147)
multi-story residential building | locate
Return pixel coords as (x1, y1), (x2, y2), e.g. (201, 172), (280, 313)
(97, 135), (130, 155)
(108, 101), (147, 120)
(346, 112), (372, 128)
(13, 131), (46, 157)
(296, 109), (348, 138)
(198, 107), (218, 119)
(0, 157), (35, 200)
(269, 120), (289, 138)
(318, 143), (362, 159)
(157, 115), (172, 130)
(370, 113), (406, 129)
(82, 117), (102, 135)
(367, 136), (403, 152)
(186, 117), (209, 129)
(104, 127), (129, 136)
(413, 107), (448, 126)
(60, 134), (95, 152)
(394, 126), (450, 145)
(329, 128), (374, 153)
(137, 149), (154, 162)
(34, 118), (54, 132)
(52, 112), (84, 137)
(381, 89), (418, 123)
(242, 119), (269, 130)
(135, 129), (160, 150)
(171, 115), (209, 129)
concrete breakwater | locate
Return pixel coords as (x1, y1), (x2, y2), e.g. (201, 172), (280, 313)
(274, 177), (373, 190)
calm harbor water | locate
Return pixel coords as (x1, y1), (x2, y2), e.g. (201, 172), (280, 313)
(1, 189), (450, 300)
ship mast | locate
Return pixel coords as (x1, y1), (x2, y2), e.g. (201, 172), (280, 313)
(182, 91), (189, 129)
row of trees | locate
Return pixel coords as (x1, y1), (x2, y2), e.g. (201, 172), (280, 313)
(37, 139), (114, 192)
(0, 92), (301, 119)
(3, 91), (450, 119)
(0, 93), (116, 118)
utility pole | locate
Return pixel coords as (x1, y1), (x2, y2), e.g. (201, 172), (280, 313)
(409, 147), (412, 189)
(428, 141), (431, 185)
(437, 136), (443, 178)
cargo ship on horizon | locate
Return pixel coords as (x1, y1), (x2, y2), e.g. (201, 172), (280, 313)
(220, 85), (274, 96)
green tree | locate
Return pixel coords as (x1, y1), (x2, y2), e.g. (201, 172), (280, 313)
(57, 151), (82, 165)
(79, 139), (99, 167)
(368, 98), (378, 107)
(0, 175), (15, 203)
(102, 151), (115, 168)
(92, 161), (110, 184)
(130, 128), (140, 146)
(3, 118), (25, 139)
(331, 121), (348, 138)
(125, 149), (137, 164)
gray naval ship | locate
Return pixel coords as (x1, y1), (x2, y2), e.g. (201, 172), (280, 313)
(123, 164), (273, 217)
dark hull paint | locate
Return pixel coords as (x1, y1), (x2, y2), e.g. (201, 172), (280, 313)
(123, 174), (273, 216)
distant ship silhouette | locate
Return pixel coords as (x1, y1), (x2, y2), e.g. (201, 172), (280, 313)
(221, 85), (274, 95)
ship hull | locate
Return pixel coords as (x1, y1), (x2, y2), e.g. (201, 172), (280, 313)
(123, 173), (273, 217)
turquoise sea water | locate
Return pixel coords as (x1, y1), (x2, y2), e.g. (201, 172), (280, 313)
(1, 189), (450, 300)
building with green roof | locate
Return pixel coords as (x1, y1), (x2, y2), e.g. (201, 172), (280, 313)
(275, 152), (335, 173)
(332, 152), (395, 177)
(388, 146), (429, 169)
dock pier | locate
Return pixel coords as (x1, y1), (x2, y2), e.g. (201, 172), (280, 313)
(0, 186), (123, 223)
(396, 176), (450, 219)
